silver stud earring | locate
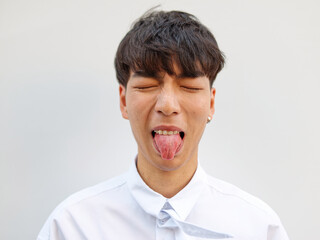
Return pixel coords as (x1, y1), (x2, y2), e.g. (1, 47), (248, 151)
(207, 116), (212, 124)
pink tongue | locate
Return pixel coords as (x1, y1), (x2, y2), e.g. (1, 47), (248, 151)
(154, 134), (182, 160)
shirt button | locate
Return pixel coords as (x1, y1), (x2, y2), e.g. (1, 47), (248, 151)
(158, 216), (169, 225)
(158, 219), (165, 225)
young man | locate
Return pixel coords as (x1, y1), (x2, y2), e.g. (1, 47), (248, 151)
(37, 10), (289, 240)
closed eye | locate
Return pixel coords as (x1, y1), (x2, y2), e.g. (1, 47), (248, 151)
(181, 86), (203, 91)
(134, 86), (158, 90)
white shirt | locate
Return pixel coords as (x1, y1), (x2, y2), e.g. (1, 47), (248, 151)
(37, 160), (289, 240)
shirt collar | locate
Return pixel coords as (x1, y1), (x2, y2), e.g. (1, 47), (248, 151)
(126, 158), (208, 221)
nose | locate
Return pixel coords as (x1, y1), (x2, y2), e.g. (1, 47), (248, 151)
(154, 85), (180, 116)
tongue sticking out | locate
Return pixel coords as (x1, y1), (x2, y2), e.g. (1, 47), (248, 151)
(154, 133), (182, 160)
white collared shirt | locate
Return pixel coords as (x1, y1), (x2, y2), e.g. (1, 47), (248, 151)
(37, 160), (289, 240)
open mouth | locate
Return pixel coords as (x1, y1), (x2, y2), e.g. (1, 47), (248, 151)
(151, 129), (185, 160)
(151, 130), (185, 139)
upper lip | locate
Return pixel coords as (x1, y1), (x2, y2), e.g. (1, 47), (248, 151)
(152, 125), (184, 132)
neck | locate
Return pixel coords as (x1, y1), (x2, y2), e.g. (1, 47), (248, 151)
(136, 154), (198, 198)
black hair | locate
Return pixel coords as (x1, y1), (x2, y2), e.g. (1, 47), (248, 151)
(114, 10), (225, 87)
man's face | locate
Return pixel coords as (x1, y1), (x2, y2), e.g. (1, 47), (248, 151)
(119, 66), (215, 174)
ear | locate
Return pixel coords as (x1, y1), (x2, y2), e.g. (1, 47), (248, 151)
(209, 87), (216, 119)
(119, 84), (128, 119)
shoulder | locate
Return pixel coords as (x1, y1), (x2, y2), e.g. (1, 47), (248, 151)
(205, 174), (282, 223)
(37, 173), (128, 239)
(199, 174), (289, 239)
(55, 173), (127, 212)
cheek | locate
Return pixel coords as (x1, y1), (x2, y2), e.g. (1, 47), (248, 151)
(126, 94), (154, 121)
(127, 94), (143, 112)
(185, 96), (211, 117)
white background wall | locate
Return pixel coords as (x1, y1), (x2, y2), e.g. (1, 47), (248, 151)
(1, 0), (319, 239)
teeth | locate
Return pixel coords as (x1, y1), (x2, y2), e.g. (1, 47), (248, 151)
(154, 130), (180, 135)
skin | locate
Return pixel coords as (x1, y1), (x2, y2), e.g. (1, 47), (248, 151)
(119, 66), (215, 198)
